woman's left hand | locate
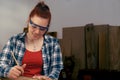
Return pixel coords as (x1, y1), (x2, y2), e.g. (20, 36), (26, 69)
(32, 75), (52, 80)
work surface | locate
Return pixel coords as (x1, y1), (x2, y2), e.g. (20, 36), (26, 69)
(0, 76), (42, 80)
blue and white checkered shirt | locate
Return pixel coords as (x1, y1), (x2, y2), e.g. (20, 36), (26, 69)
(0, 32), (63, 79)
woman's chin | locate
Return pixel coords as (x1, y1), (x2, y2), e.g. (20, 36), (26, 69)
(33, 36), (40, 40)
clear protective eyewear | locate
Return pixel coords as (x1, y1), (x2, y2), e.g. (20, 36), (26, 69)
(29, 19), (48, 31)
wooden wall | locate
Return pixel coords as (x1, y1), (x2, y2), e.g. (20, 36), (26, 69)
(62, 26), (86, 79)
(61, 24), (120, 80)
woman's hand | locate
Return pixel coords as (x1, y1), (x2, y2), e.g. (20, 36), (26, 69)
(7, 64), (26, 79)
(33, 75), (52, 80)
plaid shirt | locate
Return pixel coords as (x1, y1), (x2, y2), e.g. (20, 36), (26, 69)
(0, 32), (63, 80)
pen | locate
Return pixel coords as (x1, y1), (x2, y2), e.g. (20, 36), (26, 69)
(11, 51), (19, 66)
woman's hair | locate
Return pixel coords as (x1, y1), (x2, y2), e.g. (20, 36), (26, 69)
(29, 1), (51, 27)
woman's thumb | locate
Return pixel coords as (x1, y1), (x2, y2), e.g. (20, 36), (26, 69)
(22, 64), (26, 69)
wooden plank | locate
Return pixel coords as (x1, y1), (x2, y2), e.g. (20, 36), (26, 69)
(94, 25), (109, 70)
(63, 26), (85, 80)
(63, 28), (72, 57)
(85, 24), (109, 69)
(85, 24), (97, 69)
(109, 26), (120, 70)
(99, 31), (109, 70)
(63, 27), (85, 69)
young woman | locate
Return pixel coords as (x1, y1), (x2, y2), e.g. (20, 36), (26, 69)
(0, 1), (63, 80)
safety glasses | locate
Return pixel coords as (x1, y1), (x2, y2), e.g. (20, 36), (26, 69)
(29, 19), (48, 31)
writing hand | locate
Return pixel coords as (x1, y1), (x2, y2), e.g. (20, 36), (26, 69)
(7, 64), (26, 79)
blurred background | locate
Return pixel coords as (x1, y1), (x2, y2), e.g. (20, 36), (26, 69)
(1, 0), (120, 80)
(0, 0), (120, 49)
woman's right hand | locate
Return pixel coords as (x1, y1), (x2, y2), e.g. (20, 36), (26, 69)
(7, 64), (26, 79)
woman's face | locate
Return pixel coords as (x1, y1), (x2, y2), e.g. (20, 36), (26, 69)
(27, 15), (49, 40)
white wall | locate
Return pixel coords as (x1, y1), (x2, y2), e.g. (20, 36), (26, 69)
(0, 0), (120, 50)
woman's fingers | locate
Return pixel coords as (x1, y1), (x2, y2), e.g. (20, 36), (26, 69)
(7, 64), (26, 79)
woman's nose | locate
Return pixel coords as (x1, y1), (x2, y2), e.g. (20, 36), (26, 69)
(34, 28), (41, 34)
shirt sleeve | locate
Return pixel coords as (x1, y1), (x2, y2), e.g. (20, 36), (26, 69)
(48, 39), (63, 79)
(0, 37), (15, 77)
